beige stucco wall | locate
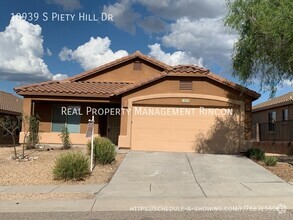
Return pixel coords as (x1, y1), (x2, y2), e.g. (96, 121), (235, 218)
(119, 77), (252, 138)
(19, 131), (100, 145)
(82, 60), (164, 83)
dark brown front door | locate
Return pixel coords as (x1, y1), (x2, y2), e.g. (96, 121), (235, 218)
(107, 114), (120, 145)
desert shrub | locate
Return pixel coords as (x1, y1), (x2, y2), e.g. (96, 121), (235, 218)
(25, 115), (40, 149)
(87, 137), (116, 165)
(53, 152), (89, 180)
(59, 126), (72, 149)
(264, 156), (278, 166)
(246, 148), (265, 161)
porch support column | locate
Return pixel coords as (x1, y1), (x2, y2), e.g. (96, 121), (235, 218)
(22, 98), (32, 132)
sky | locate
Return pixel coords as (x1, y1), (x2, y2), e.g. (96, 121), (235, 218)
(0, 0), (291, 105)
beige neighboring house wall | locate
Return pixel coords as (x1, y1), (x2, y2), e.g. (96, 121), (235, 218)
(15, 51), (260, 153)
(0, 91), (23, 145)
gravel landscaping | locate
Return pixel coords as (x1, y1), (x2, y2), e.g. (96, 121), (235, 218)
(258, 161), (293, 182)
(0, 146), (125, 200)
(0, 192), (95, 201)
(0, 146), (125, 186)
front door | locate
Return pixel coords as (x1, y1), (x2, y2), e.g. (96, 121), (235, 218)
(107, 114), (120, 145)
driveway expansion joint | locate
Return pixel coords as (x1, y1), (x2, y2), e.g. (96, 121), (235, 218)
(90, 199), (97, 212)
(95, 183), (109, 196)
(184, 153), (207, 198)
(240, 183), (252, 191)
(242, 181), (285, 184)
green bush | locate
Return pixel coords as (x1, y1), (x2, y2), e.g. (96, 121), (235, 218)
(87, 137), (116, 165)
(264, 156), (278, 166)
(246, 148), (265, 161)
(59, 126), (72, 149)
(53, 152), (89, 180)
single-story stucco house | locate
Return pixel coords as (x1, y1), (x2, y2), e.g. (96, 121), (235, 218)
(0, 91), (23, 145)
(252, 91), (293, 154)
(14, 51), (260, 153)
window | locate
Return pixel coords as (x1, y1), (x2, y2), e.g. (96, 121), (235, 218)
(268, 111), (276, 131)
(52, 105), (81, 133)
(282, 109), (289, 121)
(133, 61), (142, 70)
(179, 81), (192, 90)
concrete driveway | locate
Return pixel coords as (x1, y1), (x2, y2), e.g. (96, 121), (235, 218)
(98, 151), (293, 198)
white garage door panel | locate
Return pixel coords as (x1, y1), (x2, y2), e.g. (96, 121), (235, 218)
(131, 106), (240, 152)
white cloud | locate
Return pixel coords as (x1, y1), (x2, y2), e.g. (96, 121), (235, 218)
(46, 0), (81, 11)
(47, 48), (52, 56)
(138, 16), (165, 33)
(53, 73), (68, 80)
(135, 0), (226, 20)
(103, 0), (226, 33)
(148, 43), (203, 66)
(59, 36), (129, 70)
(103, 0), (139, 34)
(0, 16), (67, 82)
(162, 17), (238, 71)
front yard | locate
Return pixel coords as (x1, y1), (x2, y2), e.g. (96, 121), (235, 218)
(257, 155), (293, 182)
(0, 146), (125, 186)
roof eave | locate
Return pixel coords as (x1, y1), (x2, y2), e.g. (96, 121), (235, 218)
(252, 100), (293, 112)
(15, 92), (111, 98)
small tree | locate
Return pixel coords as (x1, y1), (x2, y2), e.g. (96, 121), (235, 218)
(59, 125), (72, 149)
(0, 115), (22, 158)
(25, 115), (40, 149)
(21, 115), (40, 157)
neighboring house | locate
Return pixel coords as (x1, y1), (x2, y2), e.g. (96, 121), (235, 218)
(0, 91), (23, 145)
(14, 51), (260, 153)
(252, 92), (293, 154)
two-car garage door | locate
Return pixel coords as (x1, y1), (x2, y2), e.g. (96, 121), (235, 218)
(131, 106), (241, 152)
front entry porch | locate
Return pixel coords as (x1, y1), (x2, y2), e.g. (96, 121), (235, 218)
(19, 99), (121, 146)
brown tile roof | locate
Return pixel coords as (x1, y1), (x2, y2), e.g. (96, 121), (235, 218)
(253, 92), (293, 111)
(14, 52), (260, 100)
(15, 81), (133, 97)
(0, 91), (23, 114)
(167, 65), (210, 74)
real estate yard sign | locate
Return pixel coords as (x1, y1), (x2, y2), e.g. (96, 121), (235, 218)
(86, 116), (95, 172)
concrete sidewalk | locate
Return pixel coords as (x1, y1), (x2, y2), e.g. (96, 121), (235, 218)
(0, 183), (293, 213)
(0, 196), (293, 212)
